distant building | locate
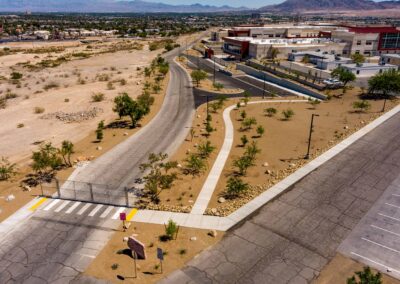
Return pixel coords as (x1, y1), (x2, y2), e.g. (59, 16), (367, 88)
(288, 51), (352, 71)
(331, 26), (400, 57)
(341, 62), (397, 77)
(380, 54), (400, 66)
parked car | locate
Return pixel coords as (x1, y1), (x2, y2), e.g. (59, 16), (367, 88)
(323, 78), (343, 89)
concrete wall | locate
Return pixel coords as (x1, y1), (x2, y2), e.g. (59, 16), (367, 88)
(237, 64), (326, 100)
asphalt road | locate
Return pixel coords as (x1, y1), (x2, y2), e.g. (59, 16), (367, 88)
(161, 112), (400, 284)
(71, 50), (195, 189)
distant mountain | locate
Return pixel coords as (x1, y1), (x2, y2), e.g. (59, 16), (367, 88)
(0, 0), (247, 13)
(259, 0), (399, 12)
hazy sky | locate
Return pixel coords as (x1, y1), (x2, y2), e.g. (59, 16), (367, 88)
(149, 0), (282, 8)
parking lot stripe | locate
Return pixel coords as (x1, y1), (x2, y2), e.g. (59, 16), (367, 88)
(43, 199), (61, 211)
(29, 198), (47, 211)
(100, 206), (114, 218)
(55, 200), (71, 212)
(392, 194), (400, 197)
(371, 224), (400, 237)
(112, 207), (125, 220)
(362, 237), (400, 254)
(351, 252), (400, 274)
(88, 204), (103, 217)
(65, 202), (81, 214)
(385, 203), (400, 209)
(379, 213), (400, 222)
(77, 203), (91, 215)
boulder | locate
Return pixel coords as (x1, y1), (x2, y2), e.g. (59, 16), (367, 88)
(262, 162), (269, 167)
(190, 236), (197, 241)
(6, 195), (15, 202)
(208, 230), (218, 238)
(96, 146), (102, 151)
(218, 197), (226, 203)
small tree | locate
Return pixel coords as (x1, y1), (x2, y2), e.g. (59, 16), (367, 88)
(113, 93), (145, 128)
(197, 141), (215, 159)
(353, 100), (371, 112)
(256, 125), (265, 137)
(184, 153), (207, 176)
(242, 91), (251, 106)
(264, 107), (277, 117)
(347, 266), (382, 284)
(205, 122), (214, 137)
(240, 110), (247, 120)
(164, 219), (179, 240)
(189, 128), (195, 142)
(241, 135), (248, 147)
(213, 82), (224, 91)
(96, 120), (104, 141)
(58, 140), (74, 167)
(31, 143), (62, 175)
(0, 157), (17, 181)
(368, 69), (400, 99)
(225, 176), (249, 199)
(190, 70), (207, 87)
(140, 153), (178, 203)
(331, 67), (356, 87)
(351, 53), (366, 65)
(245, 141), (261, 161)
(241, 117), (257, 131)
(233, 155), (254, 176)
(282, 109), (295, 120)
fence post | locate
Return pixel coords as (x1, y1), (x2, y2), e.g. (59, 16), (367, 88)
(55, 178), (61, 198)
(125, 187), (129, 208)
(89, 183), (94, 202)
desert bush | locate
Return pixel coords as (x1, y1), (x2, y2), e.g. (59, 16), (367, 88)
(5, 92), (18, 99)
(17, 123), (24, 128)
(264, 107), (277, 117)
(10, 71), (23, 80)
(107, 82), (114, 90)
(282, 109), (295, 120)
(213, 82), (224, 91)
(0, 157), (17, 181)
(164, 219), (179, 240)
(43, 82), (59, 91)
(225, 176), (249, 199)
(353, 100), (371, 112)
(92, 93), (105, 102)
(34, 107), (45, 114)
(97, 73), (110, 82)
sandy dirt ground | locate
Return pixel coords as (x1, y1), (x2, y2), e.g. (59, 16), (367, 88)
(0, 39), (158, 164)
(84, 223), (222, 284)
(315, 253), (400, 284)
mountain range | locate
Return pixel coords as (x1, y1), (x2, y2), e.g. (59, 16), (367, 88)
(0, 0), (246, 13)
(259, 0), (400, 12)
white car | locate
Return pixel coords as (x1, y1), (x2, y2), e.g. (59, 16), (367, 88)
(323, 78), (343, 88)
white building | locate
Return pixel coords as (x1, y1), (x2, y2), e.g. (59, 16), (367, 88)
(342, 63), (397, 77)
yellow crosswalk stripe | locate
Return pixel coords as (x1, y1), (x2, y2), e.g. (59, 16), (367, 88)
(126, 208), (138, 221)
(29, 197), (47, 211)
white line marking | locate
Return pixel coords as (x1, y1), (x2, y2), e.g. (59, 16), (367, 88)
(55, 201), (71, 212)
(43, 199), (61, 211)
(100, 206), (114, 218)
(371, 224), (400, 237)
(362, 237), (400, 254)
(351, 252), (400, 274)
(77, 203), (91, 215)
(385, 203), (400, 209)
(65, 202), (81, 214)
(392, 194), (400, 197)
(88, 204), (103, 217)
(379, 213), (400, 222)
(112, 207), (126, 220)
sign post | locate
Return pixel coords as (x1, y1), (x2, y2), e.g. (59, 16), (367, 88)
(120, 212), (127, 231)
(133, 251), (137, 278)
(157, 248), (164, 274)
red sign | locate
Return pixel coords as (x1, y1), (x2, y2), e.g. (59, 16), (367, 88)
(128, 237), (146, 259)
(120, 212), (126, 221)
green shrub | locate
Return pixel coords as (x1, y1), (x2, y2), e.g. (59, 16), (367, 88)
(282, 109), (295, 120)
(34, 107), (45, 114)
(92, 93), (105, 102)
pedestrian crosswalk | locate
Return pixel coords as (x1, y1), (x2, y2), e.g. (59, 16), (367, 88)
(31, 198), (138, 221)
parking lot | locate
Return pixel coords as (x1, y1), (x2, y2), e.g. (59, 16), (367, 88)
(339, 175), (400, 279)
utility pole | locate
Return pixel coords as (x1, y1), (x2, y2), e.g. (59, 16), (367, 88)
(262, 62), (266, 99)
(213, 55), (216, 84)
(305, 114), (319, 159)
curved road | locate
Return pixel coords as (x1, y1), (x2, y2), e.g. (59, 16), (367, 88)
(71, 49), (195, 189)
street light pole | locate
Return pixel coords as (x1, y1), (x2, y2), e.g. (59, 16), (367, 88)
(305, 113), (319, 159)
(262, 62), (266, 99)
(213, 55), (216, 84)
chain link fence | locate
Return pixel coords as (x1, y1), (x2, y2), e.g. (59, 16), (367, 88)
(40, 178), (138, 207)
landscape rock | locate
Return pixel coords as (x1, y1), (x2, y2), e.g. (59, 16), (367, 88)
(6, 195), (15, 202)
(265, 170), (272, 175)
(344, 125), (349, 129)
(40, 107), (103, 123)
(190, 236), (197, 241)
(22, 185), (32, 192)
(123, 132), (129, 136)
(218, 197), (226, 203)
(208, 230), (218, 238)
(211, 208), (218, 214)
(96, 146), (102, 151)
(123, 237), (129, 242)
(177, 163), (182, 168)
(262, 162), (269, 167)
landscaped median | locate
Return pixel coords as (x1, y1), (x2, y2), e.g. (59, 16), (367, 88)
(134, 85), (399, 218)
